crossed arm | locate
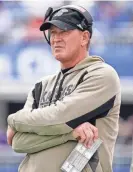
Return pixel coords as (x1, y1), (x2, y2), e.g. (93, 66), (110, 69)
(7, 122), (98, 154)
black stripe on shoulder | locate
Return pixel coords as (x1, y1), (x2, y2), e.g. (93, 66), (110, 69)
(66, 95), (116, 129)
(75, 71), (88, 88)
(32, 82), (42, 109)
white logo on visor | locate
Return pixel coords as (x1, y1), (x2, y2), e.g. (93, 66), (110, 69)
(54, 9), (68, 17)
(77, 24), (83, 30)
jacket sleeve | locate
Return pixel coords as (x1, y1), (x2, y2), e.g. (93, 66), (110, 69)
(11, 88), (36, 153)
(12, 132), (75, 153)
(8, 65), (121, 135)
(11, 80), (76, 153)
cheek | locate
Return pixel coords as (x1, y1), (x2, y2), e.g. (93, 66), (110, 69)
(65, 44), (73, 55)
(66, 38), (80, 52)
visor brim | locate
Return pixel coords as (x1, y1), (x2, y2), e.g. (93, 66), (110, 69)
(40, 20), (76, 31)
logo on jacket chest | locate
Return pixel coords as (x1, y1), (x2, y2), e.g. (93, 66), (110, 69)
(40, 84), (74, 107)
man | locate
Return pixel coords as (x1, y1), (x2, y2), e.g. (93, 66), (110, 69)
(7, 5), (121, 172)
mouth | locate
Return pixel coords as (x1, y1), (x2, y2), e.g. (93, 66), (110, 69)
(54, 46), (63, 48)
(54, 46), (63, 51)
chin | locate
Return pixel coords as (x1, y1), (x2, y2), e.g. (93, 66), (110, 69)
(54, 53), (65, 61)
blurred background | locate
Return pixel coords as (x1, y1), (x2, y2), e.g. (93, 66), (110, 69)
(0, 0), (133, 172)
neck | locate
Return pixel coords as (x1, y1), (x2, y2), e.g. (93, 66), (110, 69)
(61, 51), (88, 69)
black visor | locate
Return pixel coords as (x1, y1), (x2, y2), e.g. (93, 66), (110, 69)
(40, 19), (77, 31)
(40, 8), (86, 31)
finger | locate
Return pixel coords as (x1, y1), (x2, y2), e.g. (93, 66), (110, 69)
(7, 136), (12, 145)
(83, 128), (91, 147)
(90, 125), (98, 141)
(78, 130), (86, 143)
(87, 130), (94, 148)
(83, 124), (95, 148)
(72, 130), (79, 139)
(84, 128), (94, 148)
(7, 129), (14, 146)
(72, 130), (82, 141)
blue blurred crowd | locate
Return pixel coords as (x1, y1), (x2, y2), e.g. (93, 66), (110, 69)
(0, 1), (133, 81)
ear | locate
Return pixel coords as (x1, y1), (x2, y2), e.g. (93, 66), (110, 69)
(81, 31), (90, 47)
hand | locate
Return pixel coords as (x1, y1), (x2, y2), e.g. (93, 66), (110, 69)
(7, 126), (15, 146)
(72, 122), (98, 148)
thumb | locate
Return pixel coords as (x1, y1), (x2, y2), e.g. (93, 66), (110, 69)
(72, 131), (81, 140)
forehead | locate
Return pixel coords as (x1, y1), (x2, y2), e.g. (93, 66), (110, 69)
(49, 25), (82, 35)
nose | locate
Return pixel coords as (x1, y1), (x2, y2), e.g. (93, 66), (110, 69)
(53, 34), (62, 42)
(50, 32), (62, 44)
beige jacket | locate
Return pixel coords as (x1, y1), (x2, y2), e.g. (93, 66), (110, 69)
(8, 55), (121, 172)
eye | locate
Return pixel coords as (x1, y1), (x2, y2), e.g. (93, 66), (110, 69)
(61, 30), (70, 36)
(50, 30), (55, 35)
